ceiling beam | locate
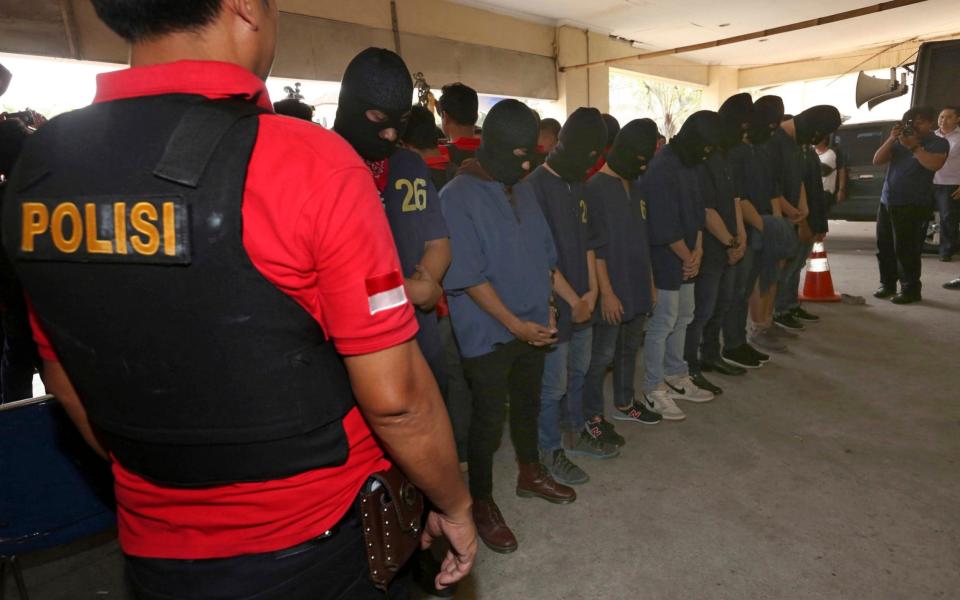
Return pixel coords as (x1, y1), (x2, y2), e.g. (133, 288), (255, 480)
(57, 0), (81, 59)
(560, 0), (930, 72)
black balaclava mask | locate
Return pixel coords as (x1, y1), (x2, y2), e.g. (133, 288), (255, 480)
(718, 92), (753, 149)
(606, 118), (659, 181)
(793, 105), (842, 145)
(670, 110), (723, 167)
(602, 113), (621, 149)
(748, 95), (784, 145)
(334, 48), (412, 161)
(477, 99), (539, 186)
(547, 107), (608, 182)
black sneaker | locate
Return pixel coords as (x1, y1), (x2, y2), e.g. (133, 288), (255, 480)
(611, 401), (662, 425)
(545, 449), (589, 484)
(744, 344), (770, 363)
(568, 427), (620, 459)
(722, 345), (761, 369)
(873, 286), (897, 299)
(944, 279), (960, 290)
(701, 357), (747, 376)
(596, 417), (627, 446)
(791, 306), (820, 322)
(691, 372), (723, 395)
(773, 312), (805, 330)
(890, 292), (921, 304)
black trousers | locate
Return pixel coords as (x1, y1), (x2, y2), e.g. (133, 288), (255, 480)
(461, 339), (544, 499)
(876, 202), (932, 294)
(126, 512), (410, 600)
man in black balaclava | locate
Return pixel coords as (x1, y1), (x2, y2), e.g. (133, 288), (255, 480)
(587, 113), (621, 178)
(749, 95), (785, 145)
(581, 118), (663, 442)
(773, 104), (842, 329)
(335, 47), (451, 429)
(440, 98), (575, 555)
(685, 95), (755, 397)
(547, 107), (608, 182)
(334, 47), (412, 162)
(528, 106), (614, 481)
(639, 110), (722, 422)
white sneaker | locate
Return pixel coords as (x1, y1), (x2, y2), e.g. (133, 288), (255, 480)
(665, 375), (715, 403)
(643, 388), (686, 421)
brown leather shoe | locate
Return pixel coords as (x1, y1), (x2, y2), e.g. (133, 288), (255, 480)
(516, 462), (576, 504)
(472, 497), (518, 554)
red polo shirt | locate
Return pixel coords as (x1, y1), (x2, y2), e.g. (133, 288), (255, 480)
(29, 60), (418, 559)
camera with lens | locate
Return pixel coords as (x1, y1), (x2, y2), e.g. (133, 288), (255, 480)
(900, 119), (915, 138)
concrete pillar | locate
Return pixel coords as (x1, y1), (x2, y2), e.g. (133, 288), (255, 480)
(702, 66), (740, 110)
(557, 27), (610, 116)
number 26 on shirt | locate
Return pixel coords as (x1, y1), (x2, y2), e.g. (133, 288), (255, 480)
(396, 178), (428, 212)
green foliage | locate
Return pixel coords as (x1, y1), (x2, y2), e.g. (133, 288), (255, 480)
(609, 71), (703, 138)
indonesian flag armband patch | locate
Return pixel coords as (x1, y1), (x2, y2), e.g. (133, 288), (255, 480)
(365, 270), (408, 315)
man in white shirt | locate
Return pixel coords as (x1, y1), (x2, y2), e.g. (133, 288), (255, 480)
(933, 106), (960, 263)
(816, 135), (847, 206)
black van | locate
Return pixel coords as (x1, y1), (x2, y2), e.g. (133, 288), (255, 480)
(828, 119), (897, 222)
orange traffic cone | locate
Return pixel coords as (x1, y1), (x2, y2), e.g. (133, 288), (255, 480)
(799, 241), (841, 302)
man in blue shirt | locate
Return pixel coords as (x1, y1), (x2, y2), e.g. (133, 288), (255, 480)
(525, 107), (612, 486)
(583, 119), (662, 442)
(334, 49), (450, 387)
(442, 99), (575, 555)
(641, 111), (722, 421)
(873, 106), (949, 303)
(685, 94), (752, 396)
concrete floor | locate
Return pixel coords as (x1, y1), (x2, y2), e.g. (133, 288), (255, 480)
(8, 221), (960, 600)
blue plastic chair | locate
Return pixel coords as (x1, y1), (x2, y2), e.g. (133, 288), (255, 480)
(0, 395), (116, 600)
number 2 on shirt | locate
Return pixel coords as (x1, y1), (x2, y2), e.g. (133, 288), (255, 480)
(579, 199), (588, 224)
(397, 178), (428, 212)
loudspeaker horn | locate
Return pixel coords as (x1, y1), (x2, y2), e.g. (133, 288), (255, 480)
(855, 68), (909, 109)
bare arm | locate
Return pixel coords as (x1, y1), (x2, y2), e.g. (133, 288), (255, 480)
(405, 238), (452, 311)
(912, 147), (948, 172)
(669, 239), (694, 262)
(740, 199), (764, 231)
(583, 249), (599, 309)
(596, 258), (623, 325)
(466, 281), (557, 345)
(874, 125), (902, 166)
(420, 238), (451, 283)
(346, 341), (475, 587)
(705, 208), (735, 245)
(552, 269), (580, 308)
(40, 361), (108, 460)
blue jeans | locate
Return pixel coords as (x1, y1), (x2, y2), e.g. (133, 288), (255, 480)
(691, 263), (736, 367)
(643, 284), (695, 392)
(722, 245), (757, 351)
(539, 326), (592, 452)
(934, 184), (960, 259)
(583, 314), (647, 418)
(775, 241), (814, 313)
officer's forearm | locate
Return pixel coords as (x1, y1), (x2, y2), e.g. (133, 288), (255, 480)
(347, 341), (471, 519)
(41, 360), (109, 460)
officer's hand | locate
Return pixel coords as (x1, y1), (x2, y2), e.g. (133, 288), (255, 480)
(511, 320), (558, 346)
(406, 267), (442, 311)
(421, 509), (477, 590)
(898, 133), (919, 151)
(889, 124), (903, 141)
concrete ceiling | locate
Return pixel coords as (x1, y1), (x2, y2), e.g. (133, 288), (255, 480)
(452, 0), (960, 67)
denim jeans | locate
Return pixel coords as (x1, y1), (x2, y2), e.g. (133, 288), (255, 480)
(439, 316), (470, 461)
(934, 184), (960, 259)
(694, 262), (737, 367)
(722, 245), (757, 351)
(876, 202), (932, 294)
(539, 326), (592, 452)
(643, 283), (695, 392)
(462, 340), (544, 499)
(583, 314), (646, 417)
(775, 241), (814, 313)
(684, 267), (722, 374)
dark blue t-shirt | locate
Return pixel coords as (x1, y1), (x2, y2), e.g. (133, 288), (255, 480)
(642, 145), (705, 291)
(584, 172), (653, 320)
(767, 128), (804, 207)
(700, 152), (738, 272)
(441, 173), (557, 359)
(881, 134), (950, 207)
(729, 142), (775, 216)
(382, 148), (449, 365)
(801, 146), (829, 234)
(526, 165), (605, 342)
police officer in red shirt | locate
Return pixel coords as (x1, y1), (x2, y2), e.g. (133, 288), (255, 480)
(1, 1), (475, 598)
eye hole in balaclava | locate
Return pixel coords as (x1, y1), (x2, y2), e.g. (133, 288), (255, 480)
(606, 118), (659, 181)
(718, 93), (754, 149)
(547, 107), (608, 182)
(748, 95), (785, 145)
(793, 105), (842, 145)
(476, 99), (540, 186)
(334, 47), (413, 161)
(671, 110), (723, 167)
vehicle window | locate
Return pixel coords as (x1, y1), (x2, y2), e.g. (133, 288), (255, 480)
(834, 125), (892, 167)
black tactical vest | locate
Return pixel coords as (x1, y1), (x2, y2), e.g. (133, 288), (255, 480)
(2, 95), (355, 486)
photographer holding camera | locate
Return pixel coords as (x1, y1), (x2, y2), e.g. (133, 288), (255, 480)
(872, 106), (949, 304)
